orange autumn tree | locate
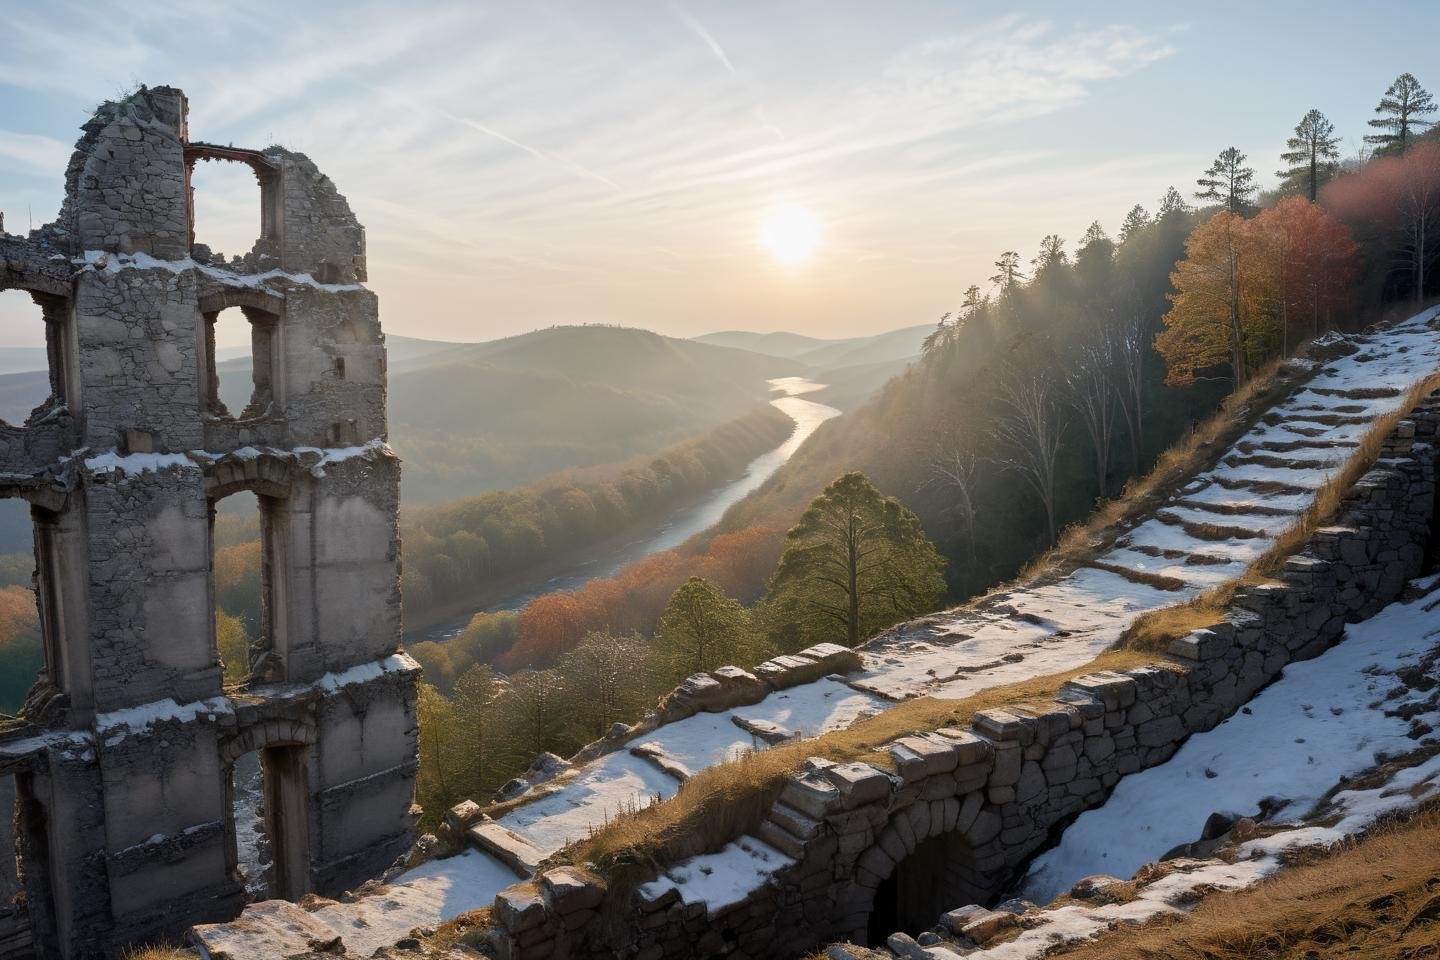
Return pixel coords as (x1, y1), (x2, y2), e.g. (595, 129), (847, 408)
(1252, 197), (1360, 352)
(1155, 211), (1268, 386)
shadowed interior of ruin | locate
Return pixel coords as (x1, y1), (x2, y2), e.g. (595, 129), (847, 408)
(866, 831), (988, 946)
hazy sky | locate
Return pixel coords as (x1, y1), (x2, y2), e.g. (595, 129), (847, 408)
(2, 1), (1438, 347)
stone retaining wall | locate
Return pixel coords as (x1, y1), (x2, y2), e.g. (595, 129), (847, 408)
(485, 394), (1440, 960)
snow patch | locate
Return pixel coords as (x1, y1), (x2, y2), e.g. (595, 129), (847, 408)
(640, 836), (794, 914)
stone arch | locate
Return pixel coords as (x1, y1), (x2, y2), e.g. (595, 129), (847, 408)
(219, 718), (317, 765)
(850, 791), (1004, 946)
(219, 718), (315, 902)
(198, 287), (285, 318)
(203, 452), (294, 502)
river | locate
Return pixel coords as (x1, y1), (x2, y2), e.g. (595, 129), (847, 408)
(406, 377), (840, 644)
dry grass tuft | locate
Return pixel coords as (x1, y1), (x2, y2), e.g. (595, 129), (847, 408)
(1121, 596), (1232, 653)
(1051, 803), (1440, 959)
(425, 907), (493, 952)
(574, 650), (1160, 882)
(121, 947), (197, 960)
(1020, 357), (1302, 582)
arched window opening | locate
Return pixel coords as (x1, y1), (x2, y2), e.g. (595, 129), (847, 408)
(225, 744), (309, 902)
(205, 306), (279, 421)
(866, 832), (988, 946)
(210, 486), (288, 687)
(0, 290), (65, 427)
(187, 154), (276, 267)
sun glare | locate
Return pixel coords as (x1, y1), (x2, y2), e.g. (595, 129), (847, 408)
(760, 202), (821, 264)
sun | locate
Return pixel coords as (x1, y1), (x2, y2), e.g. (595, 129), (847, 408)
(760, 202), (821, 264)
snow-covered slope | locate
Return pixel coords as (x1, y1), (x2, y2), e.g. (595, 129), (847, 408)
(874, 575), (1440, 960)
(192, 309), (1440, 958)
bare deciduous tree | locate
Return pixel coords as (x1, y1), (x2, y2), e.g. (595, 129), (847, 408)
(1066, 324), (1118, 499)
(921, 419), (980, 561)
(1113, 289), (1149, 471)
(990, 363), (1063, 545)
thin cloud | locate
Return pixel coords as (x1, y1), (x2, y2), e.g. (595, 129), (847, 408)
(675, 9), (736, 74)
(0, 131), (70, 176)
(450, 112), (623, 192)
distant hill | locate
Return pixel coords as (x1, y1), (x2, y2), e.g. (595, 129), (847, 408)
(694, 323), (932, 410)
(385, 326), (799, 502)
(694, 324), (931, 372)
(693, 330), (834, 359)
(792, 324), (932, 369)
(0, 347), (49, 377)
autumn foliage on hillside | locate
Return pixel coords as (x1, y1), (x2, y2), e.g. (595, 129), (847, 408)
(494, 522), (784, 671)
(1156, 199), (1358, 387)
(1323, 140), (1440, 303)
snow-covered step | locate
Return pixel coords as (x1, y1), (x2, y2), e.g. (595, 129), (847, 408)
(467, 820), (545, 877)
(1155, 509), (1272, 542)
(1306, 385), (1401, 399)
(1085, 560), (1187, 592)
(731, 714), (792, 744)
(1170, 497), (1300, 519)
(1205, 473), (1314, 496)
(1273, 410), (1372, 426)
(629, 741), (693, 782)
(1206, 461), (1329, 490)
(1221, 452), (1342, 471)
(1099, 547), (1248, 590)
(1243, 436), (1358, 454)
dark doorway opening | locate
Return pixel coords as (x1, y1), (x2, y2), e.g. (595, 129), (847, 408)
(866, 831), (987, 945)
(225, 744), (310, 902)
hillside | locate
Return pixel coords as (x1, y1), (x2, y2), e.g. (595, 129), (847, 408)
(213, 325), (802, 503)
(694, 323), (930, 371)
(388, 327), (800, 502)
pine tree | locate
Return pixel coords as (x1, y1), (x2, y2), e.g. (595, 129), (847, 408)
(989, 251), (1025, 292)
(1118, 205), (1150, 243)
(1157, 186), (1190, 220)
(764, 472), (945, 649)
(1195, 148), (1257, 213)
(1278, 109), (1341, 200)
(1365, 73), (1436, 156)
(1074, 222), (1115, 303)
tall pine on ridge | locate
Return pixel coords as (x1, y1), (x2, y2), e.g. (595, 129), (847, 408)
(1278, 109), (1342, 200)
(1196, 147), (1258, 213)
(1365, 72), (1436, 155)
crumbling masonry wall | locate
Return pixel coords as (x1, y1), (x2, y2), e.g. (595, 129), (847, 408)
(0, 86), (417, 958)
(485, 396), (1440, 960)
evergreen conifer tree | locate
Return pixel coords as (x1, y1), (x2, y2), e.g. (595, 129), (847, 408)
(1195, 147), (1257, 213)
(1365, 73), (1435, 156)
(1278, 109), (1341, 200)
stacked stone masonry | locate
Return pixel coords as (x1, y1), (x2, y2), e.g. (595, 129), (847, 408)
(486, 395), (1440, 960)
(0, 86), (416, 959)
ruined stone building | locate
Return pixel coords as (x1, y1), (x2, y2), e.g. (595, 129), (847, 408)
(0, 86), (418, 957)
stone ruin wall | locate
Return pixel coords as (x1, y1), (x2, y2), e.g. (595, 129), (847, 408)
(482, 394), (1440, 960)
(0, 86), (417, 958)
